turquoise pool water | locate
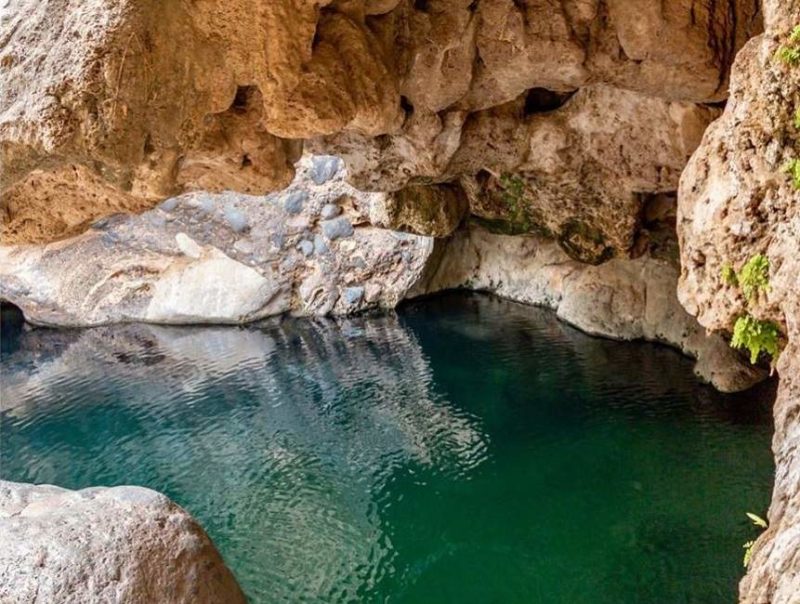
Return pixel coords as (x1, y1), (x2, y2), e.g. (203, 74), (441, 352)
(0, 294), (774, 603)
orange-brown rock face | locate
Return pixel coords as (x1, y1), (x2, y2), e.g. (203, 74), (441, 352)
(1, 0), (761, 246)
(677, 1), (800, 601)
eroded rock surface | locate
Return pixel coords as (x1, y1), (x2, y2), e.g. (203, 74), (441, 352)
(0, 156), (433, 326)
(1, 0), (761, 244)
(0, 481), (245, 604)
(676, 1), (800, 601)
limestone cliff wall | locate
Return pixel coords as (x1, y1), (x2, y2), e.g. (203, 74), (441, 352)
(677, 1), (800, 600)
(1, 0), (761, 253)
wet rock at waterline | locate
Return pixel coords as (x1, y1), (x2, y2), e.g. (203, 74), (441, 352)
(0, 156), (434, 326)
(411, 225), (765, 393)
(675, 3), (800, 600)
(0, 481), (245, 604)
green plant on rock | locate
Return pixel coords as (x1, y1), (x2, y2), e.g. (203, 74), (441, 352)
(721, 264), (738, 287)
(743, 512), (768, 568)
(738, 254), (770, 302)
(794, 107), (800, 130)
(776, 26), (800, 64)
(784, 158), (800, 189)
(731, 315), (781, 364)
(498, 174), (532, 232)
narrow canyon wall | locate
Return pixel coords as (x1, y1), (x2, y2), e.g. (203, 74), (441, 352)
(677, 1), (800, 600)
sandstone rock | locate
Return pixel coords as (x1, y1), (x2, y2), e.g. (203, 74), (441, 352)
(319, 84), (720, 261)
(676, 2), (800, 600)
(368, 184), (468, 237)
(0, 480), (245, 604)
(412, 224), (764, 393)
(2, 0), (760, 245)
(0, 156), (434, 326)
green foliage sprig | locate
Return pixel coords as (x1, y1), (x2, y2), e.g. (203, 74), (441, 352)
(738, 254), (770, 302)
(784, 158), (800, 189)
(731, 315), (781, 364)
(776, 26), (800, 65)
(721, 264), (738, 287)
(743, 512), (768, 568)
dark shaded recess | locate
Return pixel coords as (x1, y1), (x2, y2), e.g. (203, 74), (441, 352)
(241, 154), (253, 168)
(704, 98), (728, 111)
(414, 0), (430, 12)
(523, 88), (576, 116)
(400, 96), (414, 117)
(1, 302), (25, 356)
(232, 85), (259, 113)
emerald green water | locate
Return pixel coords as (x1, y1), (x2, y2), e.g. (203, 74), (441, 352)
(0, 294), (774, 603)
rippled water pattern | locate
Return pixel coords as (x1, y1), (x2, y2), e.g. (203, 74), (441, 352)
(1, 294), (774, 603)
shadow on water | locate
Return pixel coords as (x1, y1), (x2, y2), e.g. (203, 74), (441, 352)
(0, 292), (776, 603)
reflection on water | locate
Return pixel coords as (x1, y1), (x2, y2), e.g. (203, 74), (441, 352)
(0, 293), (775, 603)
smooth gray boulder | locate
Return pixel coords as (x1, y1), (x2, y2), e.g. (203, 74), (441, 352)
(0, 481), (246, 604)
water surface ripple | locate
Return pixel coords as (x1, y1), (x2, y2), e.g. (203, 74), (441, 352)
(0, 293), (774, 603)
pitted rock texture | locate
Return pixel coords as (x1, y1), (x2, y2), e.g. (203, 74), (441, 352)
(410, 224), (765, 393)
(314, 83), (721, 262)
(676, 1), (800, 601)
(1, 0), (760, 245)
(0, 480), (245, 604)
(0, 156), (433, 326)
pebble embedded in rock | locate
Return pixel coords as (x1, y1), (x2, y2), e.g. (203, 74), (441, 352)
(297, 240), (314, 257)
(343, 286), (364, 306)
(322, 217), (354, 240)
(223, 206), (249, 233)
(313, 234), (329, 255)
(320, 203), (341, 220)
(233, 239), (254, 254)
(159, 198), (179, 212)
(283, 190), (307, 215)
(197, 197), (215, 213)
(310, 156), (341, 185)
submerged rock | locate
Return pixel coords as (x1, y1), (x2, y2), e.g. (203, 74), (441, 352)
(0, 481), (245, 604)
(0, 156), (433, 326)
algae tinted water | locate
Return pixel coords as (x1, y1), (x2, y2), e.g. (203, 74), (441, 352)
(0, 294), (774, 603)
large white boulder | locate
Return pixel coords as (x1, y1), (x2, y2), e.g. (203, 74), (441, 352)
(0, 481), (246, 604)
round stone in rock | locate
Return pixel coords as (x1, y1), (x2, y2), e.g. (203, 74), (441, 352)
(313, 234), (329, 255)
(223, 206), (249, 233)
(233, 239), (254, 254)
(343, 286), (364, 306)
(159, 198), (179, 212)
(322, 217), (354, 240)
(296, 240), (314, 257)
(283, 190), (307, 215)
(310, 156), (341, 185)
(320, 203), (341, 220)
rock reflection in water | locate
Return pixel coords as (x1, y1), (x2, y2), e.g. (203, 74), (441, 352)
(0, 293), (774, 603)
(1, 311), (487, 602)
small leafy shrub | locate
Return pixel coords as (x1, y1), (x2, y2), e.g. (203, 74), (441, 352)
(721, 264), (738, 287)
(794, 107), (800, 130)
(743, 512), (768, 568)
(776, 25), (800, 64)
(731, 315), (781, 364)
(737, 254), (770, 301)
(784, 158), (800, 189)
